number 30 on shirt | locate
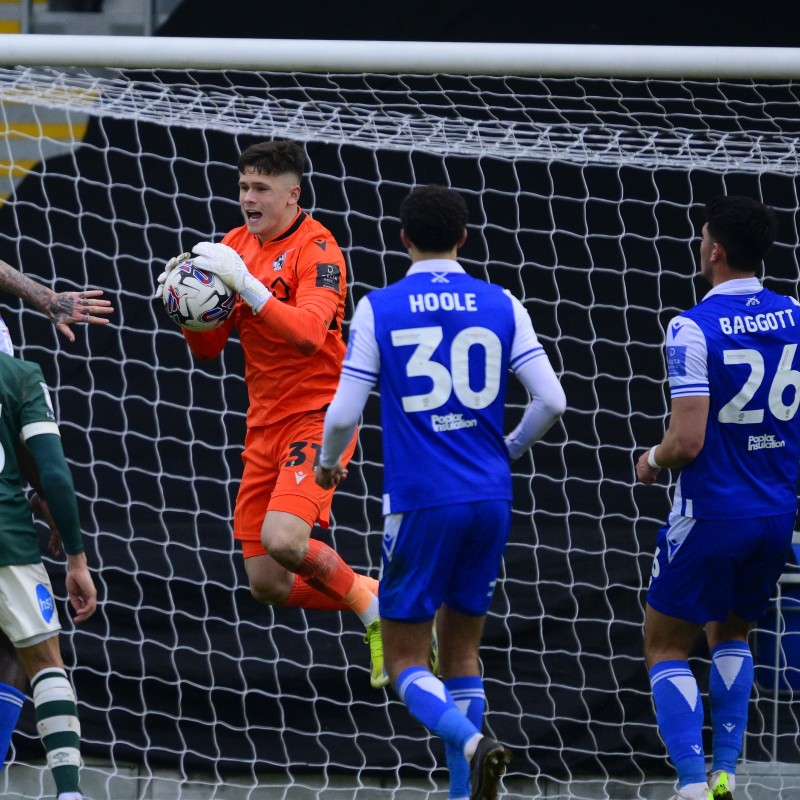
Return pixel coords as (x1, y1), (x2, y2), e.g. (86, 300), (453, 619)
(391, 325), (503, 413)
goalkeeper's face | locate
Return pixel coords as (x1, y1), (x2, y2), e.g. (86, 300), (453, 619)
(238, 167), (301, 242)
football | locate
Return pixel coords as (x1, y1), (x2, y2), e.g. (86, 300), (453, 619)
(162, 258), (236, 331)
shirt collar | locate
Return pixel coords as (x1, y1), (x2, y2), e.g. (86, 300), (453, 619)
(406, 258), (465, 276)
(702, 276), (762, 300)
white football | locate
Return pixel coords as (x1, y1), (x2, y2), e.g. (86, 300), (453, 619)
(162, 258), (236, 331)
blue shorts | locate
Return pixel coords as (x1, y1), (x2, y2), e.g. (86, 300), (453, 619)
(378, 500), (512, 623)
(647, 511), (795, 624)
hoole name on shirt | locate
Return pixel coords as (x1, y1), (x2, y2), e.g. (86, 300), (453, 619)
(719, 308), (796, 335)
(409, 292), (478, 313)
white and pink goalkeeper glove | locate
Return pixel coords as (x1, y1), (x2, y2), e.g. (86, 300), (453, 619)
(154, 251), (190, 301)
(192, 241), (271, 313)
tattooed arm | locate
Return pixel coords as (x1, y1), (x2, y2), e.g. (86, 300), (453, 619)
(0, 258), (113, 342)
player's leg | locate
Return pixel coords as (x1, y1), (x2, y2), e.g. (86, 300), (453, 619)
(436, 499), (513, 800)
(0, 564), (83, 800)
(243, 546), (345, 608)
(262, 413), (379, 625)
(236, 422), (376, 613)
(703, 511), (794, 800)
(16, 636), (84, 800)
(0, 629), (26, 772)
(261, 510), (378, 625)
(645, 605), (708, 798)
(257, 510), (383, 687)
(384, 616), (483, 761)
(438, 607), (487, 800)
(704, 613), (751, 800)
(382, 501), (512, 800)
(645, 515), (726, 800)
(385, 611), (509, 800)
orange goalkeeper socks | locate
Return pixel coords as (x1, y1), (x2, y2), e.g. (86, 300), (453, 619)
(293, 539), (379, 623)
(284, 576), (349, 610)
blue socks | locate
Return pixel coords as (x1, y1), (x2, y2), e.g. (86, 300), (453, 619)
(444, 676), (485, 799)
(650, 660), (706, 787)
(709, 641), (752, 775)
(0, 682), (26, 770)
(397, 667), (480, 758)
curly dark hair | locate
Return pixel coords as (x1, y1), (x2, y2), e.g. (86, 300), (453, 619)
(705, 195), (778, 272)
(399, 185), (468, 252)
(237, 140), (307, 181)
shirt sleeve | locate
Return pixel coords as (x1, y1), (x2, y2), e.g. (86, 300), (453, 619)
(17, 367), (83, 555)
(340, 296), (380, 385)
(665, 314), (709, 398)
(504, 295), (566, 460)
(182, 313), (236, 360)
(26, 433), (84, 555)
(319, 297), (378, 468)
(257, 237), (345, 355)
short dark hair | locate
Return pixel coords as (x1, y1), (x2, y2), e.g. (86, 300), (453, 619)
(704, 195), (778, 272)
(399, 185), (468, 252)
(237, 140), (307, 181)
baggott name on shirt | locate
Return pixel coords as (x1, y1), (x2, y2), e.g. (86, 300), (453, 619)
(409, 292), (477, 313)
(719, 309), (796, 335)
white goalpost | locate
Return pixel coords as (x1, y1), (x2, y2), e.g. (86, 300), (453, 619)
(1, 34), (800, 800)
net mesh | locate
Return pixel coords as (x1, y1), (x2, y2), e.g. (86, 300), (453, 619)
(0, 65), (799, 799)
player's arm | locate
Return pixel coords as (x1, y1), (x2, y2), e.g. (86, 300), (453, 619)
(182, 314), (235, 361)
(24, 433), (82, 555)
(504, 295), (566, 460)
(258, 267), (340, 355)
(190, 240), (343, 356)
(643, 395), (709, 469)
(316, 376), (372, 489)
(25, 431), (97, 622)
(316, 297), (378, 488)
(0, 258), (112, 342)
(15, 438), (61, 554)
(636, 315), (709, 485)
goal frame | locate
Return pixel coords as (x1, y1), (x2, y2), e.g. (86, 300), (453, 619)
(2, 33), (800, 800)
(1, 33), (800, 77)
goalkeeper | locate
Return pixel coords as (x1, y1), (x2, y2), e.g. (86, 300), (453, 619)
(316, 185), (566, 800)
(155, 140), (386, 687)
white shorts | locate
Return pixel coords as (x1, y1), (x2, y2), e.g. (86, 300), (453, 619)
(0, 563), (61, 647)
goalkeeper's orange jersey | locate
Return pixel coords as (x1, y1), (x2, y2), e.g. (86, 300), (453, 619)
(183, 209), (347, 427)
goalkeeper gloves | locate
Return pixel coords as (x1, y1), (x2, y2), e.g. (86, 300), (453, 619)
(154, 251), (191, 301)
(192, 241), (271, 314)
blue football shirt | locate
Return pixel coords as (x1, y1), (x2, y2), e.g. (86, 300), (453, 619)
(341, 260), (546, 514)
(667, 277), (800, 519)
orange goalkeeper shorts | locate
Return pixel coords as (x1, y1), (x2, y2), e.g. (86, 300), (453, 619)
(234, 410), (357, 559)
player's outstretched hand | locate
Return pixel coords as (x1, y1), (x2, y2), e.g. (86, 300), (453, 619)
(48, 290), (113, 342)
(154, 251), (191, 300)
(65, 553), (97, 624)
(316, 462), (348, 490)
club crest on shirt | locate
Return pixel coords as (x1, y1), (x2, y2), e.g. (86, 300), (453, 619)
(272, 251), (288, 271)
